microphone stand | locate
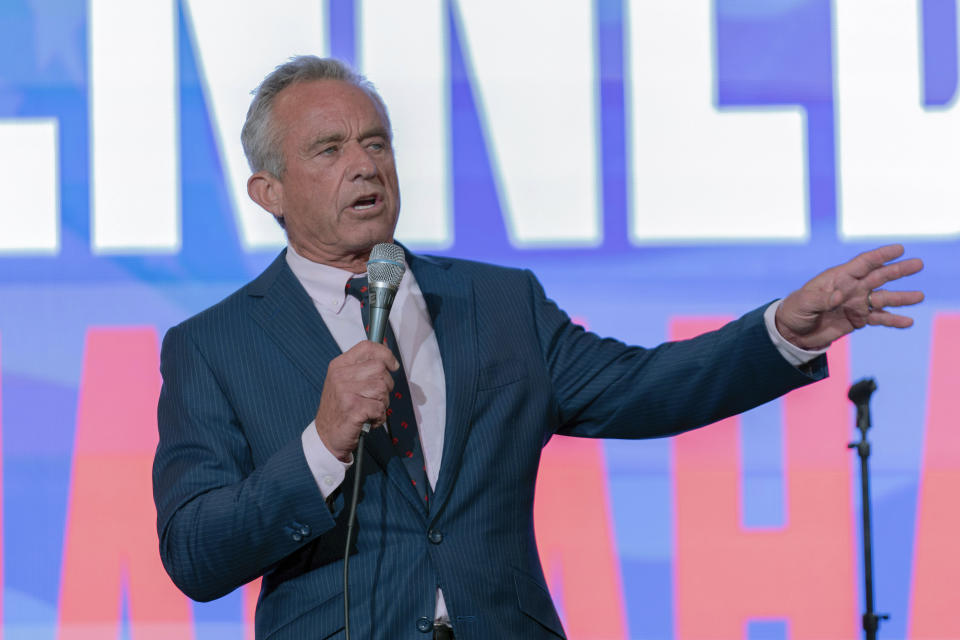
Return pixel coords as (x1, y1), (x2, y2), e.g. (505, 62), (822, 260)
(847, 378), (889, 640)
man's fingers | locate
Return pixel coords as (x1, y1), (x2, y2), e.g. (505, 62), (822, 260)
(353, 368), (396, 402)
(868, 289), (925, 309)
(342, 340), (394, 362)
(843, 244), (905, 279)
(352, 397), (388, 428)
(866, 310), (915, 329)
(864, 290), (923, 328)
(861, 257), (924, 291)
(340, 340), (399, 370)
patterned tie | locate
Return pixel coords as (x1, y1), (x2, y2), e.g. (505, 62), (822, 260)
(345, 276), (431, 505)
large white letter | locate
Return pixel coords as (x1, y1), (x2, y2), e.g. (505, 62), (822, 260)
(358, 0), (452, 249)
(454, 1), (601, 247)
(182, 0), (327, 251)
(90, 0), (179, 253)
(625, 1), (807, 242)
(0, 119), (59, 254)
(834, 1), (960, 239)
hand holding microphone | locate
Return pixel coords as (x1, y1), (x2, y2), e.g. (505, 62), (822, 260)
(314, 243), (405, 461)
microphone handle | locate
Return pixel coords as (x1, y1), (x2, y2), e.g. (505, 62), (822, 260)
(367, 306), (389, 344)
(360, 283), (397, 433)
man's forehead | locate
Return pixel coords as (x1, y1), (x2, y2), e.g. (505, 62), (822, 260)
(276, 79), (380, 117)
(274, 79), (388, 140)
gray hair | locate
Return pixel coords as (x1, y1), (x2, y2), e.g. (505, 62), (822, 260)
(241, 56), (390, 179)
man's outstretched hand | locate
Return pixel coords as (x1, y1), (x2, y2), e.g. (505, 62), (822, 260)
(775, 244), (925, 351)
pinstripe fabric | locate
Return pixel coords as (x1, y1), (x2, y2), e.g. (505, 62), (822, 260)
(153, 249), (827, 639)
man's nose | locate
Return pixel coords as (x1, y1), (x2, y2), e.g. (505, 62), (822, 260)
(347, 144), (378, 180)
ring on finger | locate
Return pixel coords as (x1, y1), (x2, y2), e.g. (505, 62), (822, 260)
(867, 291), (875, 312)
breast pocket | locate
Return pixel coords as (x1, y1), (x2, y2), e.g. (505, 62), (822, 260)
(477, 358), (528, 390)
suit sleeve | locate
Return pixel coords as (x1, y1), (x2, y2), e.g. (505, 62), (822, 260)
(525, 271), (828, 439)
(153, 324), (338, 602)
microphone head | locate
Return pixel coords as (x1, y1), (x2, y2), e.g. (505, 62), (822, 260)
(847, 377), (878, 406)
(366, 243), (406, 290)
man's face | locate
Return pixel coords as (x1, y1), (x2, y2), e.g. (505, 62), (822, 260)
(269, 79), (400, 266)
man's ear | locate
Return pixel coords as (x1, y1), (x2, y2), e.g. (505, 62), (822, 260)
(247, 171), (284, 223)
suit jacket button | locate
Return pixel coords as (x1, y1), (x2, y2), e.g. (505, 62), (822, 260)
(416, 617), (433, 633)
(300, 524), (311, 536)
(428, 530), (443, 544)
(291, 531), (303, 542)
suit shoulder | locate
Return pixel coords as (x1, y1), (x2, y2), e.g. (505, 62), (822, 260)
(171, 284), (250, 335)
(414, 253), (535, 285)
(166, 252), (286, 341)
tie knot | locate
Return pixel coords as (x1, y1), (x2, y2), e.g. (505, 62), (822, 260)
(345, 276), (368, 302)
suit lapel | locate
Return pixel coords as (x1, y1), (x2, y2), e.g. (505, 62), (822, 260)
(407, 252), (479, 521)
(247, 250), (428, 515)
(246, 251), (341, 393)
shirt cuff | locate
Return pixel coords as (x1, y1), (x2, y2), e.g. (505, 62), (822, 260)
(301, 421), (352, 500)
(763, 300), (828, 367)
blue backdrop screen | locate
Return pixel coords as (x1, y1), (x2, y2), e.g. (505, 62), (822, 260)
(0, 1), (957, 638)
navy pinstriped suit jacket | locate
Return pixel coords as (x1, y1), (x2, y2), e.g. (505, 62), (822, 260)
(153, 249), (826, 639)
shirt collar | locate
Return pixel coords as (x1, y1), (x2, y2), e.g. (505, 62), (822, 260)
(285, 244), (411, 314)
(285, 244), (358, 313)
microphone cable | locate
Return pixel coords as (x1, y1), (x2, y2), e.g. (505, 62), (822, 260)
(343, 431), (366, 640)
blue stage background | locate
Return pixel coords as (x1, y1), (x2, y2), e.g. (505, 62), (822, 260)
(0, 1), (957, 638)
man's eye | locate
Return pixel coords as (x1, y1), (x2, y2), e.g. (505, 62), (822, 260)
(319, 145), (338, 156)
(368, 141), (385, 151)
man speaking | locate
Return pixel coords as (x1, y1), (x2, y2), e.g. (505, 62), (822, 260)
(152, 56), (923, 639)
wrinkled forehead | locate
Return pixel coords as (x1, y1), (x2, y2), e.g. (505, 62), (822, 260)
(273, 79), (391, 139)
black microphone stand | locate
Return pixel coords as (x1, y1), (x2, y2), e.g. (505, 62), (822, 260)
(847, 378), (889, 640)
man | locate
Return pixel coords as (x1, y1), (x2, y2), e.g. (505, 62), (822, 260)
(153, 56), (923, 639)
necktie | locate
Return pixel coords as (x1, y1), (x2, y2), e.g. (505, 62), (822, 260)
(345, 276), (431, 505)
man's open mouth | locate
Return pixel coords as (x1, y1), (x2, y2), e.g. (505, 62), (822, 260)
(351, 195), (378, 211)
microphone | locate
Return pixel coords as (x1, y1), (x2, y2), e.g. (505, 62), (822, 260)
(361, 242), (405, 432)
(847, 378), (877, 432)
